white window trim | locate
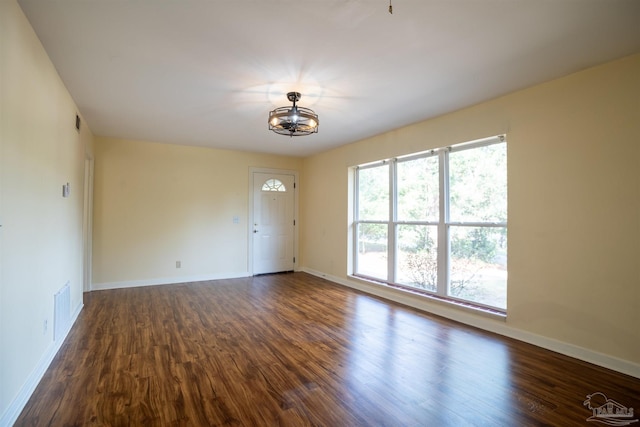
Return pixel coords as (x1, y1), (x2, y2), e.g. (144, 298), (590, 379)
(352, 135), (507, 312)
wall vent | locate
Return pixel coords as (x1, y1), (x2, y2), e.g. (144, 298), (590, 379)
(54, 282), (71, 341)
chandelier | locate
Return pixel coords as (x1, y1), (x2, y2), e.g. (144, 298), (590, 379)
(268, 92), (319, 137)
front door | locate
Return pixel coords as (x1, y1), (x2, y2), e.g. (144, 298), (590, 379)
(252, 172), (295, 275)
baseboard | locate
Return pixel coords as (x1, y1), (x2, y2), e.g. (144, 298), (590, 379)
(300, 267), (640, 379)
(92, 272), (252, 291)
(0, 302), (83, 427)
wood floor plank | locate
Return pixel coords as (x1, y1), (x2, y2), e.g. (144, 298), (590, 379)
(14, 272), (640, 426)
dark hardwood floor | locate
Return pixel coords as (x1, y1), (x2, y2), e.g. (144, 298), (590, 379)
(15, 272), (639, 426)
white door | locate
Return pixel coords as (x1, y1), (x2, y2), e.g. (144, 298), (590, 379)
(252, 172), (295, 275)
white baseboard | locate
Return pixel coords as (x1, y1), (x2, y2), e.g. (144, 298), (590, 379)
(300, 267), (640, 379)
(0, 302), (83, 427)
(92, 272), (252, 291)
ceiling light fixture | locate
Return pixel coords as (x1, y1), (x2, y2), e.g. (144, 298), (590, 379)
(268, 92), (319, 137)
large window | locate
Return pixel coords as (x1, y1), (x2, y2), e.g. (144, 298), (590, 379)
(354, 136), (507, 311)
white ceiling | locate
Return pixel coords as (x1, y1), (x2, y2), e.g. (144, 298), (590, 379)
(17, 0), (640, 157)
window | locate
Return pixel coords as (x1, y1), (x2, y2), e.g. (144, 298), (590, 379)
(353, 136), (507, 311)
(262, 179), (286, 192)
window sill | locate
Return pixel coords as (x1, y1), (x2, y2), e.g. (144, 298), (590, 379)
(349, 274), (507, 321)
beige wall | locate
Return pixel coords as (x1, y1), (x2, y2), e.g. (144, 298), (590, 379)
(0, 0), (94, 421)
(92, 137), (301, 288)
(300, 54), (640, 372)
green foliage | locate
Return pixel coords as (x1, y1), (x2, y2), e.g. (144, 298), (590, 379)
(449, 144), (507, 223)
(356, 141), (507, 308)
(451, 227), (506, 264)
(397, 156), (439, 221)
(358, 164), (389, 220)
(358, 223), (387, 247)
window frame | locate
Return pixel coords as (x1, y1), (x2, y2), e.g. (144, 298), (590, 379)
(352, 135), (507, 312)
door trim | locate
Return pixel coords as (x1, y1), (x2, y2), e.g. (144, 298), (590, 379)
(83, 157), (94, 292)
(248, 167), (299, 275)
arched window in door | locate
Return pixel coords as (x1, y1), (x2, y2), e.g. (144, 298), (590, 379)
(262, 178), (286, 192)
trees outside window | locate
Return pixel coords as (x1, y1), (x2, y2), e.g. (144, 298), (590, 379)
(354, 136), (507, 310)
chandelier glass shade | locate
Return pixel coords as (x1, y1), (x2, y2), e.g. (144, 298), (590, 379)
(268, 92), (319, 136)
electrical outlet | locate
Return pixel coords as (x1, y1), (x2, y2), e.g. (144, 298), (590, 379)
(176, 261), (181, 268)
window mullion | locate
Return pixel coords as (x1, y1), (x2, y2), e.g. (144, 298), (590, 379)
(353, 168), (360, 275)
(388, 159), (397, 283)
(437, 149), (449, 296)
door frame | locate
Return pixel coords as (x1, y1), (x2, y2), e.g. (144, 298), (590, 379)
(83, 157), (94, 292)
(248, 167), (299, 275)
